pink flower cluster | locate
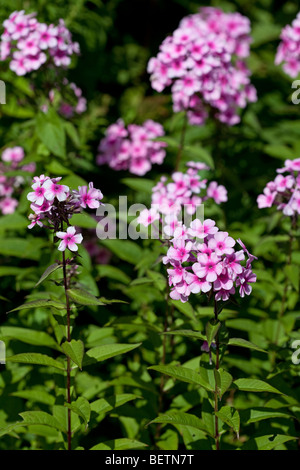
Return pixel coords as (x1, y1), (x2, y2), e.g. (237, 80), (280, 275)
(0, 146), (35, 215)
(0, 10), (79, 75)
(27, 175), (103, 252)
(147, 7), (257, 126)
(163, 218), (257, 303)
(96, 119), (167, 175)
(275, 12), (300, 78)
(138, 162), (227, 237)
(257, 158), (300, 216)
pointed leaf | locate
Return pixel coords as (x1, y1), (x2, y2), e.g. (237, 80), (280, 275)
(0, 326), (60, 351)
(163, 329), (206, 341)
(206, 319), (221, 347)
(83, 343), (141, 366)
(149, 364), (214, 392)
(216, 406), (240, 437)
(64, 397), (90, 427)
(91, 394), (140, 416)
(11, 389), (55, 406)
(6, 353), (65, 370)
(240, 407), (292, 424)
(228, 337), (267, 353)
(35, 263), (62, 287)
(214, 368), (233, 399)
(67, 288), (105, 306)
(19, 411), (65, 432)
(61, 340), (84, 369)
(7, 299), (65, 313)
(233, 378), (283, 394)
(243, 434), (297, 450)
(90, 438), (147, 450)
(148, 411), (209, 435)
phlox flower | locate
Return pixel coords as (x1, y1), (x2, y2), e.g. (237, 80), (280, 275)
(43, 179), (69, 202)
(56, 226), (83, 252)
(77, 183), (103, 209)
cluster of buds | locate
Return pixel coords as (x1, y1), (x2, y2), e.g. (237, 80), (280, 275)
(257, 158), (300, 216)
(27, 175), (103, 252)
(0, 146), (35, 215)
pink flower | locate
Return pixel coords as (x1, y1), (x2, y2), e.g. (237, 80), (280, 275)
(43, 179), (69, 202)
(138, 208), (160, 227)
(27, 182), (47, 206)
(56, 226), (83, 251)
(235, 268), (257, 297)
(167, 238), (194, 263)
(1, 146), (24, 163)
(188, 218), (219, 239)
(78, 182), (103, 209)
(0, 197), (18, 214)
(194, 253), (223, 283)
(186, 271), (212, 294)
(206, 181), (228, 204)
(208, 231), (235, 256)
(257, 187), (276, 209)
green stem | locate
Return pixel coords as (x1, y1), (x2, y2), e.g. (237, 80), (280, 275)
(214, 298), (220, 451)
(155, 276), (170, 442)
(62, 249), (72, 451)
(174, 110), (188, 171)
(274, 214), (297, 347)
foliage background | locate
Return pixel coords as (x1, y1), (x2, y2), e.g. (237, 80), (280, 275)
(0, 0), (299, 450)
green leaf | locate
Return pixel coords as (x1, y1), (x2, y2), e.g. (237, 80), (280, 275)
(0, 213), (29, 232)
(148, 411), (209, 435)
(149, 364), (214, 392)
(233, 378), (283, 394)
(35, 263), (63, 287)
(96, 265), (131, 284)
(67, 288), (105, 306)
(71, 213), (98, 229)
(216, 406), (240, 437)
(61, 340), (84, 369)
(0, 326), (60, 350)
(90, 438), (147, 450)
(163, 330), (206, 341)
(240, 407), (292, 425)
(228, 338), (267, 353)
(83, 343), (141, 366)
(90, 394), (140, 416)
(19, 411), (66, 433)
(64, 397), (90, 427)
(101, 239), (142, 264)
(163, 329), (205, 341)
(285, 265), (299, 292)
(121, 177), (154, 193)
(243, 434), (297, 450)
(182, 145), (214, 169)
(264, 144), (295, 160)
(10, 390), (55, 406)
(7, 299), (66, 313)
(6, 353), (65, 370)
(206, 319), (221, 347)
(214, 368), (233, 399)
(36, 111), (66, 158)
